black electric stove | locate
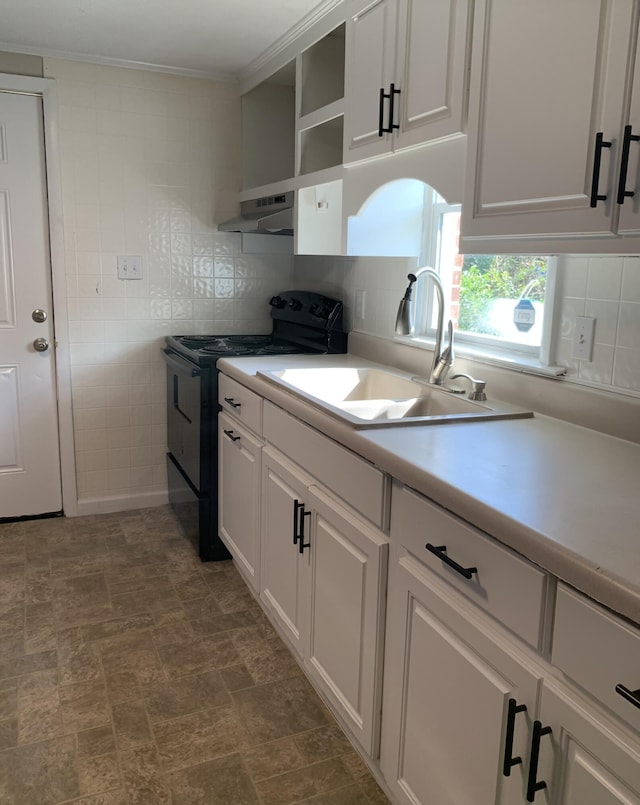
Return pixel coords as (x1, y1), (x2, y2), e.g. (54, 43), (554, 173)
(163, 290), (348, 560)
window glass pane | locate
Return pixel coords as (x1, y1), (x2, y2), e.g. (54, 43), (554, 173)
(432, 210), (549, 349)
(459, 253), (547, 347)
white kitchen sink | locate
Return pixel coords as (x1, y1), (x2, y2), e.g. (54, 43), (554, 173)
(257, 366), (532, 427)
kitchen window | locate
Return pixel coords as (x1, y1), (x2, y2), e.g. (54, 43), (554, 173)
(409, 190), (562, 374)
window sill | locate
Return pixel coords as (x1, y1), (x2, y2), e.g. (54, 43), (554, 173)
(394, 335), (567, 379)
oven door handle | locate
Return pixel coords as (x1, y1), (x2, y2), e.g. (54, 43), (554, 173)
(163, 350), (201, 378)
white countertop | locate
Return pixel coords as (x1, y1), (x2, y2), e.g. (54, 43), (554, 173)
(218, 353), (640, 626)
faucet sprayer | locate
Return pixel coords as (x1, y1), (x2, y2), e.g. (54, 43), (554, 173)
(395, 267), (454, 386)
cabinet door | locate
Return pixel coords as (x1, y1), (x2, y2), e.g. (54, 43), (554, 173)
(260, 447), (311, 657)
(616, 15), (640, 237)
(305, 485), (388, 757)
(534, 680), (640, 805)
(343, 0), (398, 163)
(462, 0), (635, 248)
(393, 0), (471, 151)
(218, 413), (262, 591)
(380, 551), (540, 805)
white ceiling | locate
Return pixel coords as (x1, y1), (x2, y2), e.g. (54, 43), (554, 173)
(0, 0), (328, 80)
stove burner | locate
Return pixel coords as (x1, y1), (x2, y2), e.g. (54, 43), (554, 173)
(226, 335), (271, 346)
(200, 344), (253, 355)
(180, 336), (218, 348)
(261, 344), (301, 355)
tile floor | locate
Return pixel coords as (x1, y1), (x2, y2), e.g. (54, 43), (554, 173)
(0, 505), (391, 805)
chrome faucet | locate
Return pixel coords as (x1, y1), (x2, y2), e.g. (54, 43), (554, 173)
(395, 267), (455, 385)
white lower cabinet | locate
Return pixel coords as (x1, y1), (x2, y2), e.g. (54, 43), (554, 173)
(218, 411), (262, 591)
(534, 680), (640, 805)
(380, 550), (541, 805)
(260, 444), (389, 756)
(260, 446), (313, 657)
(220, 376), (640, 805)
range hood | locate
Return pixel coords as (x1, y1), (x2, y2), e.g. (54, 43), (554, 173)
(219, 191), (294, 235)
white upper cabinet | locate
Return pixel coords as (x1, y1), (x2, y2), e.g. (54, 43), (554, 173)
(617, 22), (640, 237)
(344, 0), (398, 161)
(344, 0), (472, 164)
(462, 0), (640, 252)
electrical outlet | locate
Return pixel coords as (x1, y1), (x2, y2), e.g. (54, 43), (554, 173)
(573, 316), (596, 361)
(117, 255), (143, 280)
(355, 289), (366, 320)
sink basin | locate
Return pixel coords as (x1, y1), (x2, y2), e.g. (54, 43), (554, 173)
(257, 366), (533, 428)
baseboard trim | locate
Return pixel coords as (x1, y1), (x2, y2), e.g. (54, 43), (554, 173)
(75, 490), (169, 516)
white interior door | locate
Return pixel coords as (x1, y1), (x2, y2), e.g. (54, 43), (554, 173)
(0, 90), (62, 518)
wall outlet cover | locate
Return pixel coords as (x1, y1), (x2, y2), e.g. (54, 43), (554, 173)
(117, 255), (143, 280)
(573, 316), (596, 361)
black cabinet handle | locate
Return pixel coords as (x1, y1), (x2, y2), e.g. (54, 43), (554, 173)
(387, 82), (400, 133)
(503, 698), (527, 777)
(292, 499), (310, 552)
(378, 83), (401, 136)
(293, 499), (303, 545)
(425, 544), (477, 580)
(616, 124), (640, 204)
(378, 87), (385, 137)
(590, 131), (612, 207)
(223, 397), (241, 409)
(526, 720), (552, 802)
(298, 506), (311, 554)
(615, 683), (640, 710)
(223, 429), (240, 442)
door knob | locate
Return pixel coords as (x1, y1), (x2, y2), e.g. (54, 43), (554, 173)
(33, 337), (49, 352)
(32, 309), (47, 323)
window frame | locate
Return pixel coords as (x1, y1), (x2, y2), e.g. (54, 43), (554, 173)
(410, 192), (559, 369)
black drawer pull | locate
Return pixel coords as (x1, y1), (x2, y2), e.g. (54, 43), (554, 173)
(590, 131), (612, 207)
(526, 720), (552, 802)
(615, 683), (640, 709)
(223, 429), (240, 442)
(503, 698), (527, 777)
(425, 543), (477, 580)
(223, 397), (241, 409)
(616, 124), (640, 204)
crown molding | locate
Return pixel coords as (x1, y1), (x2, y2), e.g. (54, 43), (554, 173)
(0, 41), (237, 82)
(237, 0), (344, 84)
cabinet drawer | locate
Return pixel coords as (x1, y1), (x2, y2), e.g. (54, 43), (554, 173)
(219, 374), (262, 435)
(263, 401), (388, 528)
(553, 583), (640, 732)
(391, 484), (548, 650)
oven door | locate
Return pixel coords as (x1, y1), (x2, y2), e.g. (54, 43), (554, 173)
(166, 453), (200, 546)
(164, 349), (205, 492)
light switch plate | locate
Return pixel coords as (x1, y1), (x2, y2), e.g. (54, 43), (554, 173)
(573, 316), (596, 361)
(117, 255), (143, 280)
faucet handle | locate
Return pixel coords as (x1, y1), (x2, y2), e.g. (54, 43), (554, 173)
(450, 372), (487, 401)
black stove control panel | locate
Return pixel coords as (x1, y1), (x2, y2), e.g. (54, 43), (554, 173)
(269, 290), (343, 329)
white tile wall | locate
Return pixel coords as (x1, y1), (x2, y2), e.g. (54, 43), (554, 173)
(44, 59), (293, 507)
(557, 256), (640, 393)
(293, 255), (417, 336)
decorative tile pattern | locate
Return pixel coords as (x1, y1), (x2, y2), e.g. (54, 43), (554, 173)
(0, 507), (389, 804)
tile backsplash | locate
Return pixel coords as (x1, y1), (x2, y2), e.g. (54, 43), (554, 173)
(557, 256), (640, 393)
(43, 58), (293, 509)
